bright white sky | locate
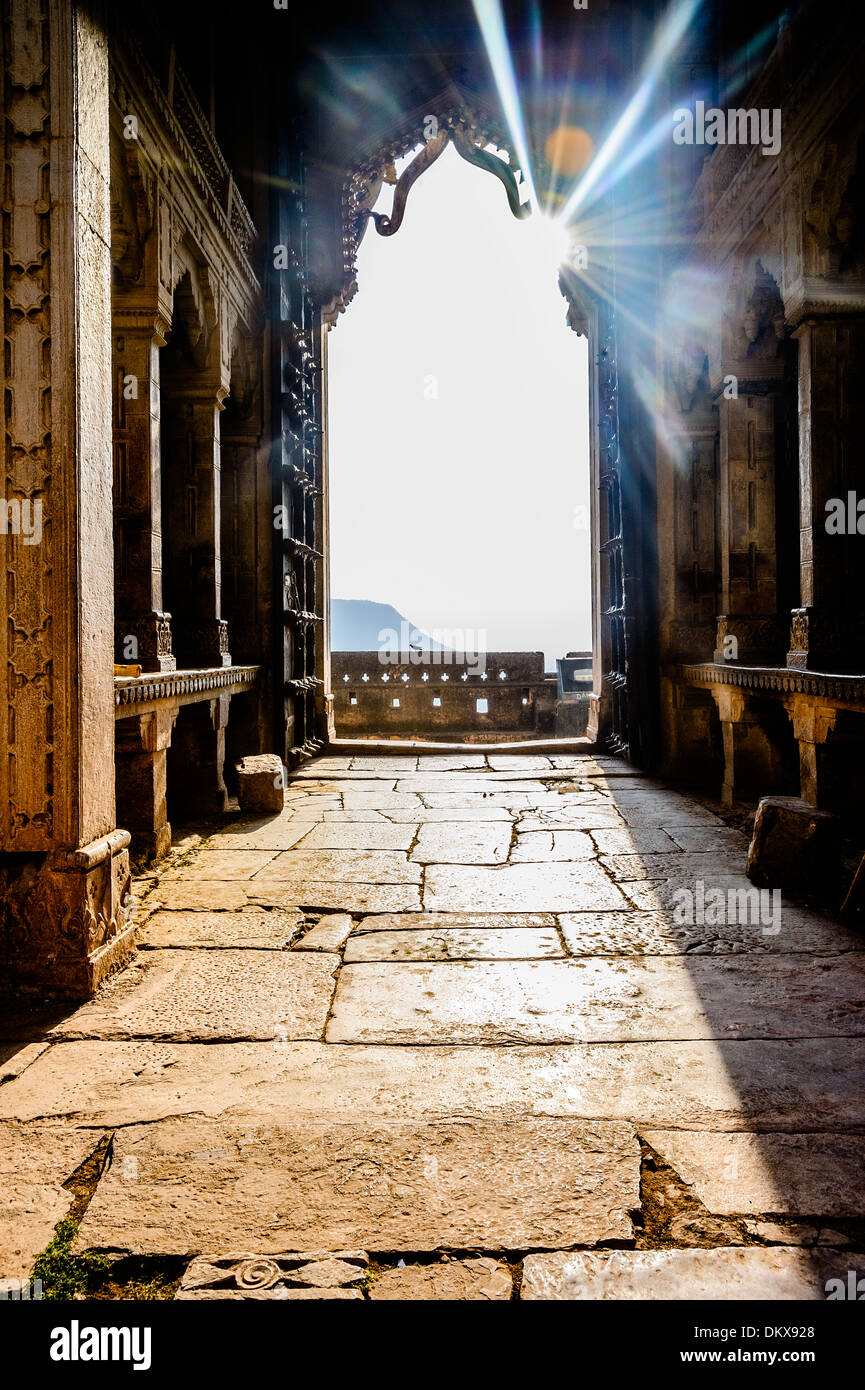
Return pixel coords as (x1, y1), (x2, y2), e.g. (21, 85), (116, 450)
(327, 142), (591, 668)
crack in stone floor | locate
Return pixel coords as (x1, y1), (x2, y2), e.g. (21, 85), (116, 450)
(1, 750), (864, 1299)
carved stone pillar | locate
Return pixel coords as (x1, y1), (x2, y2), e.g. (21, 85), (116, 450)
(712, 688), (793, 808)
(786, 697), (840, 809)
(161, 391), (231, 669)
(112, 320), (176, 670)
(114, 708), (177, 861)
(786, 316), (865, 672)
(0, 1), (135, 995)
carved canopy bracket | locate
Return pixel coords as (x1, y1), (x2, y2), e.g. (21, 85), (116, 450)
(330, 103), (533, 320)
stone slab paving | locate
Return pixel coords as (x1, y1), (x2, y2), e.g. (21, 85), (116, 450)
(259, 849), (421, 884)
(292, 823), (417, 851)
(344, 927), (565, 962)
(368, 1258), (512, 1299)
(73, 1118), (639, 1255)
(510, 830), (598, 861)
(246, 882), (422, 913)
(382, 805), (513, 822)
(47, 951), (338, 1042)
(0, 1123), (102, 1278)
(4, 1039), (863, 1133)
(352, 911), (557, 932)
(642, 1131), (865, 1217)
(599, 852), (746, 881)
(424, 862), (629, 912)
(410, 822), (511, 864)
(202, 821), (313, 852)
(557, 909), (865, 956)
(139, 909), (302, 950)
(520, 1248), (865, 1300)
(327, 954), (865, 1045)
(3, 749), (864, 1299)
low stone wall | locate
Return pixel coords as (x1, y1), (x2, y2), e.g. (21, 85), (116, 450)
(332, 652), (557, 740)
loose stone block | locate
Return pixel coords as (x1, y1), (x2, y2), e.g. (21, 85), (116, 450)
(236, 755), (285, 815)
(369, 1258), (512, 1300)
(72, 1117), (639, 1254)
(520, 1247), (865, 1300)
(747, 795), (842, 891)
(294, 915), (354, 953)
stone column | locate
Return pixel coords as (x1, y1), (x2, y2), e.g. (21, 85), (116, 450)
(114, 709), (177, 861)
(787, 696), (839, 809)
(168, 695), (231, 817)
(0, 1), (135, 995)
(161, 389), (231, 669)
(711, 266), (788, 668)
(714, 391), (784, 665)
(712, 687), (793, 808)
(786, 317), (865, 672)
(112, 319), (175, 670)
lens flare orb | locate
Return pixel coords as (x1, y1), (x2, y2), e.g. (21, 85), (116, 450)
(545, 126), (595, 178)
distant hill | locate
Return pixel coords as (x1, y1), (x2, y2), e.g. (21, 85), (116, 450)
(331, 599), (450, 652)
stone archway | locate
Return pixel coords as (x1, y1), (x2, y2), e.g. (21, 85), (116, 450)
(267, 90), (631, 758)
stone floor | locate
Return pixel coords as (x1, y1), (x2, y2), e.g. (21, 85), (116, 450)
(2, 750), (864, 1300)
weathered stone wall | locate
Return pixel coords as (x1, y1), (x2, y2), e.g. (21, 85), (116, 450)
(657, 6), (865, 810)
(1, 0), (134, 995)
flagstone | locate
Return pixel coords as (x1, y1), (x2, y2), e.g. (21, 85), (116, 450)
(410, 822), (511, 864)
(510, 830), (597, 861)
(642, 1130), (865, 1217)
(344, 926), (564, 962)
(424, 861), (628, 912)
(72, 1117), (640, 1254)
(520, 1247), (865, 1300)
(48, 951), (337, 1042)
(258, 849), (421, 884)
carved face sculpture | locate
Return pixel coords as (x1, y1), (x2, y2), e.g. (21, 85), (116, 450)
(742, 303), (761, 345)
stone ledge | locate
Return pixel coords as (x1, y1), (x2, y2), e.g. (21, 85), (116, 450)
(114, 665), (261, 717)
(682, 663), (865, 705)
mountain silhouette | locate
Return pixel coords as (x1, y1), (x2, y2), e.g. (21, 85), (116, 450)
(331, 599), (450, 652)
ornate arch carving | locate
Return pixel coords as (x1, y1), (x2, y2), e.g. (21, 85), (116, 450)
(327, 98), (533, 322)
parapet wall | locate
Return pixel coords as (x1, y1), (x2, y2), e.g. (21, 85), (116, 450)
(331, 652), (557, 741)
